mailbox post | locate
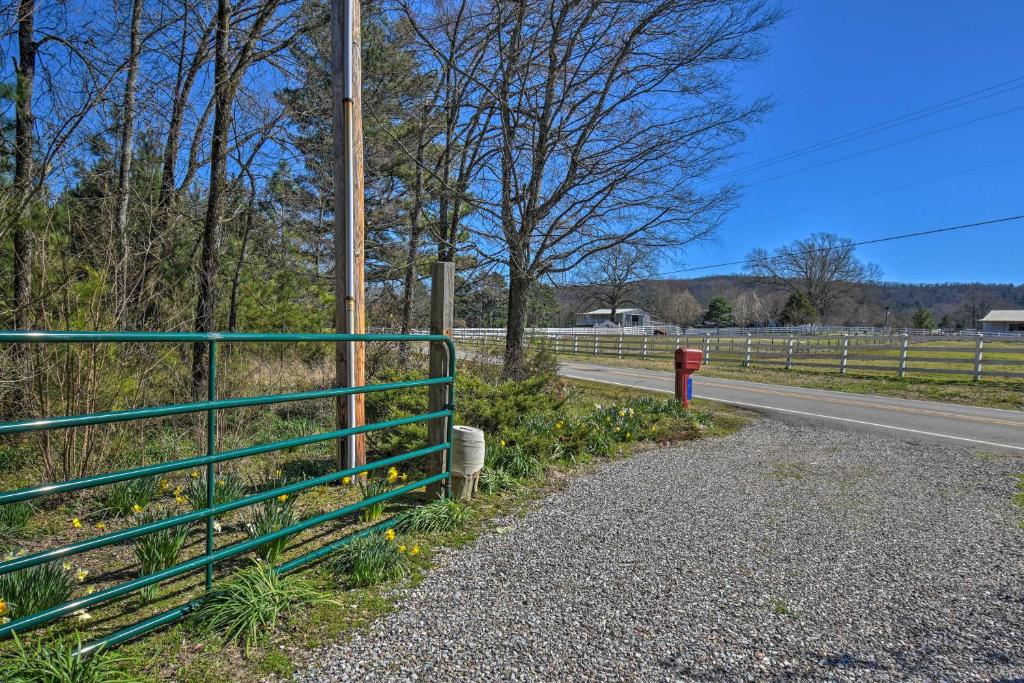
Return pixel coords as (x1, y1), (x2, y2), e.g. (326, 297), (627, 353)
(674, 348), (704, 408)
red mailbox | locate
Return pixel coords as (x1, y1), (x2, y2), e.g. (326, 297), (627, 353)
(674, 348), (703, 408)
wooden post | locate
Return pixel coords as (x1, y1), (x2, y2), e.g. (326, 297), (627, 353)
(428, 261), (454, 497)
(333, 0), (365, 473)
(973, 333), (984, 381)
(840, 333), (849, 374)
(785, 335), (795, 370)
(897, 333), (909, 379)
(743, 333), (752, 368)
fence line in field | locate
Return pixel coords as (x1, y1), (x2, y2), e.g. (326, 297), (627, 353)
(453, 325), (1024, 339)
(454, 329), (1024, 381)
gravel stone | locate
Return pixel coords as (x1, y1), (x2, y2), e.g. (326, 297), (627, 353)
(292, 419), (1024, 682)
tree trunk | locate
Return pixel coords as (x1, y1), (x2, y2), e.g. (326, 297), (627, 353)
(114, 0), (143, 325)
(503, 267), (531, 380)
(400, 127), (427, 340)
(12, 0), (37, 331)
(192, 0), (231, 396)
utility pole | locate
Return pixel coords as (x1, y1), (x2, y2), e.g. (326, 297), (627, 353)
(331, 0), (366, 473)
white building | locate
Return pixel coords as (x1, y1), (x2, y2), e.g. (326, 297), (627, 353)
(575, 307), (651, 327)
(979, 310), (1024, 333)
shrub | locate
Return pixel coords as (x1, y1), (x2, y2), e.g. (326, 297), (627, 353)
(182, 471), (247, 513)
(479, 468), (520, 495)
(329, 532), (410, 588)
(0, 502), (34, 536)
(0, 635), (134, 683)
(244, 496), (296, 564)
(133, 514), (192, 604)
(190, 561), (328, 654)
(395, 498), (472, 534)
(0, 560), (74, 620)
(100, 476), (159, 517)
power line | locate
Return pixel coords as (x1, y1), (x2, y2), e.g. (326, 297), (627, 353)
(731, 104), (1024, 190)
(714, 75), (1024, 181)
(652, 214), (1024, 278)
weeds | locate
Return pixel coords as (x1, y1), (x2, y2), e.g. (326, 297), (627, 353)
(0, 559), (75, 620)
(133, 514), (192, 604)
(395, 498), (472, 534)
(190, 561), (329, 654)
(329, 532), (411, 588)
(100, 476), (159, 517)
(245, 496), (297, 564)
(0, 502), (34, 536)
(0, 635), (134, 683)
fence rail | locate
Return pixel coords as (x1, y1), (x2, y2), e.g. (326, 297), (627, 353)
(455, 324), (1024, 339)
(0, 330), (455, 654)
(455, 329), (1024, 381)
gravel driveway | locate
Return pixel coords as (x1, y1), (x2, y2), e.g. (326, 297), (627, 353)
(293, 419), (1024, 682)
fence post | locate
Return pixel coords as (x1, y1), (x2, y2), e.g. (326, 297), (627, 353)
(205, 340), (217, 590)
(618, 333), (624, 358)
(573, 334), (578, 356)
(897, 333), (909, 379)
(785, 336), (794, 370)
(593, 332), (598, 356)
(642, 335), (648, 359)
(743, 333), (752, 368)
(974, 333), (984, 381)
(428, 261), (454, 498)
(554, 334), (560, 356)
(703, 334), (711, 364)
(840, 333), (849, 374)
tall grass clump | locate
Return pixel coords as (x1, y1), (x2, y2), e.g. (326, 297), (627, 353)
(485, 442), (543, 480)
(479, 467), (519, 494)
(100, 476), (159, 516)
(244, 495), (297, 564)
(329, 532), (410, 588)
(0, 502), (34, 536)
(0, 635), (134, 683)
(190, 561), (328, 654)
(182, 471), (247, 512)
(395, 498), (472, 534)
(0, 559), (74, 620)
(133, 514), (192, 603)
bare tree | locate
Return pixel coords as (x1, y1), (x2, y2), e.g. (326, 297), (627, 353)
(11, 0), (37, 331)
(645, 287), (703, 327)
(470, 0), (779, 377)
(745, 232), (880, 321)
(577, 244), (655, 321)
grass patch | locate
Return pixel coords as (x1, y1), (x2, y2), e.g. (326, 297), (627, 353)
(0, 635), (135, 683)
(0, 502), (34, 537)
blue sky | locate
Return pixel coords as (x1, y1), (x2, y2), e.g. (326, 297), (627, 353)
(669, 0), (1024, 284)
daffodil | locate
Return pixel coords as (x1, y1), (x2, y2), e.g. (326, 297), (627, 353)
(95, 522), (106, 531)
(554, 422), (563, 430)
(0, 598), (7, 615)
(274, 469), (283, 478)
(625, 432), (631, 438)
(499, 439), (506, 447)
(77, 568), (89, 582)
(397, 545), (406, 553)
(158, 480), (170, 493)
(63, 561), (73, 571)
(132, 504), (143, 514)
(342, 476), (351, 485)
(175, 495), (187, 505)
(173, 486), (183, 496)
(614, 426), (620, 432)
(190, 471), (200, 479)
(384, 528), (396, 541)
(72, 518), (82, 529)
(277, 494), (289, 503)
(410, 544), (420, 556)
(86, 586), (96, 595)
(0, 617), (8, 625)
(386, 467), (399, 483)
(73, 609), (92, 622)
(618, 410), (625, 417)
(399, 473), (408, 482)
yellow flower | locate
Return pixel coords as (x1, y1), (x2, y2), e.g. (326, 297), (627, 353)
(86, 586), (96, 595)
(77, 568), (89, 582)
(555, 422), (563, 430)
(625, 432), (631, 438)
(132, 504), (144, 514)
(618, 410), (625, 417)
(62, 561), (73, 571)
(72, 518), (82, 529)
(614, 427), (620, 432)
(190, 471), (200, 479)
(650, 426), (656, 432)
(94, 522), (106, 531)
(384, 528), (396, 541)
(274, 469), (283, 478)
(0, 617), (8, 626)
(410, 545), (420, 556)
(387, 467), (399, 483)
(0, 598), (7, 615)
(175, 495), (187, 505)
(158, 480), (170, 493)
(342, 476), (351, 485)
(397, 545), (406, 553)
(277, 494), (289, 504)
(216, 479), (225, 488)
(499, 439), (506, 447)
(400, 473), (408, 482)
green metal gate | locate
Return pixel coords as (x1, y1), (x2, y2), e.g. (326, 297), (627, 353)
(0, 331), (455, 654)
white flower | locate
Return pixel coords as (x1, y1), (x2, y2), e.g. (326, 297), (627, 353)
(0, 617), (9, 625)
(213, 520), (222, 533)
(73, 609), (92, 622)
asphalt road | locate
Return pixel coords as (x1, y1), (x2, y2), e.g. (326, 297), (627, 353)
(558, 360), (1024, 454)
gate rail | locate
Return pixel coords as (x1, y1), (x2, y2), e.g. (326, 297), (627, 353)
(0, 330), (455, 654)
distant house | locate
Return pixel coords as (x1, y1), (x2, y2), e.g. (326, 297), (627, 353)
(979, 310), (1024, 333)
(575, 307), (651, 327)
